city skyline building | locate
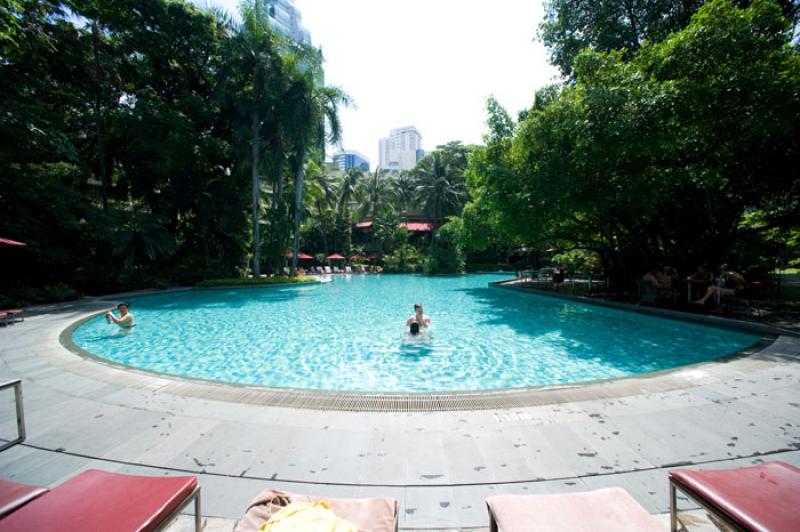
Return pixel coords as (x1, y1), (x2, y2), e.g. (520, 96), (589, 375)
(378, 126), (424, 172)
(333, 150), (370, 172)
(265, 0), (311, 45)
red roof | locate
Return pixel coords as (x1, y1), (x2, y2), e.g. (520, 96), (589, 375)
(355, 220), (373, 229)
(400, 222), (434, 232)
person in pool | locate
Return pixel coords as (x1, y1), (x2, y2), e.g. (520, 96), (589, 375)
(406, 303), (430, 335)
(105, 302), (135, 329)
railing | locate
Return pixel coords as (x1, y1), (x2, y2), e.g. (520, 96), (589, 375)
(516, 270), (610, 296)
(0, 379), (26, 452)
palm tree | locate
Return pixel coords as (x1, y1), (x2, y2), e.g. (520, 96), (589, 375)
(335, 167), (363, 256)
(414, 152), (467, 222)
(228, 0), (279, 278)
(358, 167), (394, 221)
(284, 50), (350, 275)
(393, 170), (417, 218)
(338, 167), (363, 216)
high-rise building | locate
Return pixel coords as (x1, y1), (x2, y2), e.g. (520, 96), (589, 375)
(378, 126), (423, 171)
(333, 150), (370, 172)
(266, 0), (311, 45)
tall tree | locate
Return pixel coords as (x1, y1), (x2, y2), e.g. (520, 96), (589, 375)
(539, 0), (799, 77)
(414, 150), (468, 222)
(284, 49), (349, 275)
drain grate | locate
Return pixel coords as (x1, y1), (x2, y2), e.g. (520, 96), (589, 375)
(191, 387), (584, 412)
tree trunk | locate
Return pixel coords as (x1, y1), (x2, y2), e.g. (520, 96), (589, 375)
(251, 105), (261, 278)
(291, 159), (304, 276)
(92, 22), (108, 213)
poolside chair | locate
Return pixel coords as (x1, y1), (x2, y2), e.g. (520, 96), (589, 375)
(345, 266), (352, 274)
(0, 380), (25, 452)
(236, 488), (398, 532)
(486, 487), (661, 532)
(324, 266), (332, 274)
(669, 461), (800, 532)
(0, 469), (200, 531)
(0, 308), (23, 326)
(0, 479), (48, 519)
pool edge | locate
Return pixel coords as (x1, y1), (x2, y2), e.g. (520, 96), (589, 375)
(59, 304), (784, 413)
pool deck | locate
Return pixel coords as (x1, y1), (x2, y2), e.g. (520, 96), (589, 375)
(1, 295), (799, 530)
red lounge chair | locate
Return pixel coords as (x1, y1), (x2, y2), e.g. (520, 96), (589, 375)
(486, 487), (662, 532)
(0, 469), (200, 531)
(236, 489), (398, 532)
(0, 479), (48, 519)
(669, 461), (800, 532)
(0, 308), (23, 326)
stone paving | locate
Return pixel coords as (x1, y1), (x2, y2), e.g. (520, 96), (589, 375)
(0, 296), (799, 530)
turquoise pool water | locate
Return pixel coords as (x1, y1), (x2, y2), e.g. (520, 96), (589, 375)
(71, 274), (760, 392)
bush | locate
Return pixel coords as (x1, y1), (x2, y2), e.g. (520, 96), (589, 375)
(423, 218), (466, 274)
(196, 276), (315, 288)
(0, 283), (82, 308)
(383, 244), (420, 273)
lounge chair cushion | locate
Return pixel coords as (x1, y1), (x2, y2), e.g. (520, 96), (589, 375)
(670, 461), (800, 532)
(236, 489), (397, 532)
(0, 469), (197, 531)
(486, 487), (661, 532)
(0, 478), (48, 518)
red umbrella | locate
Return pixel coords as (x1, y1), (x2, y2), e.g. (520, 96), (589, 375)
(367, 254), (380, 260)
(350, 255), (364, 261)
(0, 238), (27, 247)
(326, 253), (345, 260)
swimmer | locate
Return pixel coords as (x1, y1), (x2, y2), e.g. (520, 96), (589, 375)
(406, 303), (430, 336)
(105, 302), (135, 329)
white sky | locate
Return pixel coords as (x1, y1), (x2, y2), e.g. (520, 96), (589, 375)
(194, 0), (561, 165)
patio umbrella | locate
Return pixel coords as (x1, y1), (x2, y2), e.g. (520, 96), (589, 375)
(326, 253), (345, 260)
(350, 255), (364, 261)
(0, 238), (27, 247)
(367, 254), (380, 260)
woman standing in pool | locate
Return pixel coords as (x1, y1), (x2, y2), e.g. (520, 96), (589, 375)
(406, 303), (430, 335)
(105, 303), (135, 329)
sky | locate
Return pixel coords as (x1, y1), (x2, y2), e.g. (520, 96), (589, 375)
(194, 0), (561, 166)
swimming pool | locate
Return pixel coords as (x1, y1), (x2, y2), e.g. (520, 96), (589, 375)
(71, 274), (760, 392)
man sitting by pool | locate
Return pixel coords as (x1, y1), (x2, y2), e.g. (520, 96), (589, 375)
(406, 303), (430, 335)
(105, 302), (135, 329)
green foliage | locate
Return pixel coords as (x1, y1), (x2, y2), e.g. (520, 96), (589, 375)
(550, 250), (602, 275)
(383, 244), (420, 273)
(413, 142), (469, 222)
(196, 276), (315, 287)
(423, 217), (467, 275)
(469, 0), (800, 287)
(539, 0), (799, 77)
(0, 0), (347, 302)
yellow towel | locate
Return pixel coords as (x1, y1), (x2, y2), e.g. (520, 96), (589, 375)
(258, 500), (358, 532)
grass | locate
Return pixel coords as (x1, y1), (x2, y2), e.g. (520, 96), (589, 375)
(197, 276), (316, 288)
(774, 268), (800, 275)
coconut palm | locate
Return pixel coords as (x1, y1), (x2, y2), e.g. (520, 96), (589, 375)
(227, 0), (282, 277)
(393, 170), (417, 217)
(284, 51), (350, 275)
(414, 152), (467, 222)
(357, 167), (394, 221)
